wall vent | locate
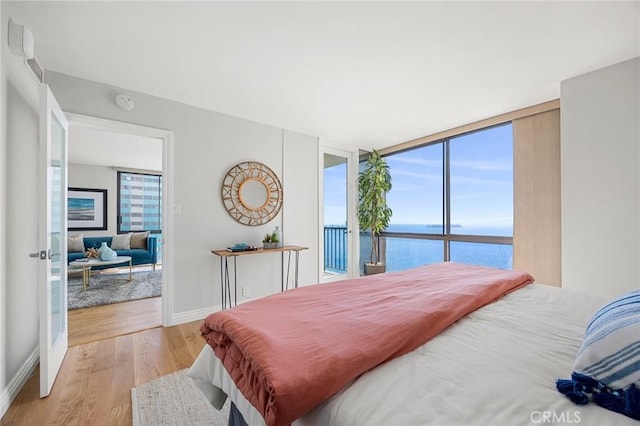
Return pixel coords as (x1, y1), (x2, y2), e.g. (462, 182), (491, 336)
(26, 57), (43, 83)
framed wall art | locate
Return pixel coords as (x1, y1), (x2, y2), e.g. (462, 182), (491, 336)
(68, 187), (107, 230)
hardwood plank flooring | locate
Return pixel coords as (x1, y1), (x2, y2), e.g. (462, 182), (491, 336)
(1, 321), (206, 426)
(68, 297), (162, 347)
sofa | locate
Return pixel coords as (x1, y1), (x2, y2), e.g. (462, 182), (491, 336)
(68, 235), (158, 271)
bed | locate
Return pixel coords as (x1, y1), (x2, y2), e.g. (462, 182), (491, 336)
(188, 262), (639, 426)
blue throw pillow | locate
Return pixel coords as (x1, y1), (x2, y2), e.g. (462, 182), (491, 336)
(556, 289), (640, 420)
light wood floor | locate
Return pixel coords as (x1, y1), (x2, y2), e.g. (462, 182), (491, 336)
(1, 318), (206, 425)
(68, 296), (162, 347)
(2, 277), (206, 426)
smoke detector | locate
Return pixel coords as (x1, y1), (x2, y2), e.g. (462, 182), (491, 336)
(115, 94), (134, 111)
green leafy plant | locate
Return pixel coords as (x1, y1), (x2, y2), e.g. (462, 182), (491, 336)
(262, 232), (279, 243)
(357, 149), (392, 265)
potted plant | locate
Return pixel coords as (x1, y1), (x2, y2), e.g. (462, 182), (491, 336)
(357, 149), (392, 275)
(262, 231), (280, 249)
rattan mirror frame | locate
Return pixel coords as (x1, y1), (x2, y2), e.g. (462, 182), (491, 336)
(221, 161), (283, 226)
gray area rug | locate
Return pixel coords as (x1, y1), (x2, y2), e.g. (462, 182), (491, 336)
(131, 368), (228, 426)
(68, 269), (162, 310)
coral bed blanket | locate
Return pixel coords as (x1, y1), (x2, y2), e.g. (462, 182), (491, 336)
(200, 262), (534, 426)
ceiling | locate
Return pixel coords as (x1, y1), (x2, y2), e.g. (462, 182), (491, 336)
(6, 1), (640, 150)
(69, 126), (162, 171)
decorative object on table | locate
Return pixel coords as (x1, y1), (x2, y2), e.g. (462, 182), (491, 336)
(98, 241), (117, 261)
(262, 231), (280, 249)
(273, 225), (283, 247)
(85, 247), (99, 259)
(358, 149), (392, 275)
(227, 243), (257, 252)
(221, 161), (283, 226)
(68, 187), (107, 231)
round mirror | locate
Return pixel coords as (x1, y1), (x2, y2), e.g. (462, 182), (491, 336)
(221, 161), (283, 226)
(239, 178), (269, 211)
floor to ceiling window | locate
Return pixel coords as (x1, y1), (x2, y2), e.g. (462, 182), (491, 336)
(380, 123), (513, 271)
(117, 171), (163, 262)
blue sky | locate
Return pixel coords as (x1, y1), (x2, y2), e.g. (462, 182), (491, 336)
(324, 123), (513, 232)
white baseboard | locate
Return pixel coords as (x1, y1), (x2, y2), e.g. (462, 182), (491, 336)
(171, 305), (220, 325)
(0, 347), (39, 419)
(170, 296), (263, 326)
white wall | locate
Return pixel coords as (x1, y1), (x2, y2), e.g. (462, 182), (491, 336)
(45, 71), (321, 316)
(1, 9), (42, 417)
(68, 163), (118, 237)
(561, 57), (640, 297)
(283, 130), (319, 287)
(0, 2), (6, 414)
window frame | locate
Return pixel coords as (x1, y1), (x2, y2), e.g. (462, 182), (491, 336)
(380, 122), (513, 264)
(116, 170), (162, 234)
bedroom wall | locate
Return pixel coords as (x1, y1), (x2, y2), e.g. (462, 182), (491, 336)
(45, 71), (320, 317)
(0, 4), (6, 414)
(0, 9), (41, 416)
(561, 57), (640, 297)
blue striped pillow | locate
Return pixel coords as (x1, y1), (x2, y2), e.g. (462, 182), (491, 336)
(556, 289), (640, 420)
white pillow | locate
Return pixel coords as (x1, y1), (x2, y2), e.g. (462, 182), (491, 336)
(111, 233), (131, 250)
(68, 233), (85, 253)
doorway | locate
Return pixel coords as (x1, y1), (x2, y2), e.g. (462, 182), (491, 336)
(66, 114), (173, 344)
(320, 145), (358, 282)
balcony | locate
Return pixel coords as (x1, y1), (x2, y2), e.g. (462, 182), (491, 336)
(324, 225), (347, 274)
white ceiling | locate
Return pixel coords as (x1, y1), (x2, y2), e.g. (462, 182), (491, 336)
(6, 1), (640, 150)
(69, 126), (162, 171)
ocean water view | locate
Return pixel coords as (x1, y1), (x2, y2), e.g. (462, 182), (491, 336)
(325, 224), (513, 274)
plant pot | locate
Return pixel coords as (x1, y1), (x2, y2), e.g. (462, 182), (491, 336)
(263, 242), (278, 249)
(364, 262), (386, 276)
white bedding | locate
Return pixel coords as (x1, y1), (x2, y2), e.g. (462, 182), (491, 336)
(188, 284), (638, 425)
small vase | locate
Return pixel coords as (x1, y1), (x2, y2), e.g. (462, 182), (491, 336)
(274, 226), (282, 248)
(99, 242), (117, 261)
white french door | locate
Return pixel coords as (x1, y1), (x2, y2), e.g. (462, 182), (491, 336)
(319, 144), (358, 281)
(37, 85), (69, 397)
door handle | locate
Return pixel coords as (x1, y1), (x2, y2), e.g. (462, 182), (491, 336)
(29, 250), (47, 260)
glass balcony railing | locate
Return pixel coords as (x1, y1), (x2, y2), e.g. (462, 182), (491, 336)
(324, 225), (347, 273)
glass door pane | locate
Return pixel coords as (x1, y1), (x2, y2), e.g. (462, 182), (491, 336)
(50, 114), (66, 344)
(323, 153), (349, 279)
(39, 85), (68, 397)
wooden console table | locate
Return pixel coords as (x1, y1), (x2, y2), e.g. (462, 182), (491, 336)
(211, 245), (308, 309)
